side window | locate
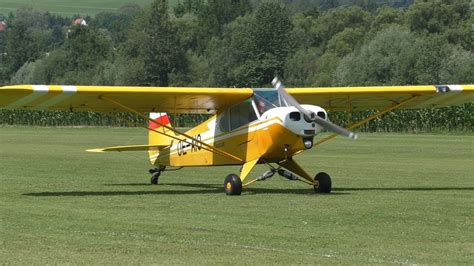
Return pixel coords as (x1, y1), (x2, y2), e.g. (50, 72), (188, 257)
(218, 111), (230, 132)
(247, 103), (258, 122)
(229, 100), (257, 131)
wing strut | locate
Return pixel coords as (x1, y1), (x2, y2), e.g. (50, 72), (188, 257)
(315, 95), (420, 146)
(100, 96), (245, 163)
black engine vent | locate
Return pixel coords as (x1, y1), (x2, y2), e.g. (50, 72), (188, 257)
(289, 112), (301, 121)
(317, 111), (326, 120)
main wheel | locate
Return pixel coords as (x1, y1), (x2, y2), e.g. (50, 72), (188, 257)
(314, 172), (331, 193)
(224, 174), (242, 196)
(150, 173), (160, 185)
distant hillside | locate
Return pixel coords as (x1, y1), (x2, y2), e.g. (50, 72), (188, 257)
(0, 0), (414, 17)
(0, 0), (417, 17)
(314, 0), (414, 7)
(251, 0), (414, 11)
(0, 0), (179, 16)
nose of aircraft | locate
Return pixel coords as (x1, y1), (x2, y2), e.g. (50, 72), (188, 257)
(272, 76), (358, 140)
(278, 105), (328, 137)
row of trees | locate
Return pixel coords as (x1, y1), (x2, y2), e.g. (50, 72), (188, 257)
(0, 0), (472, 131)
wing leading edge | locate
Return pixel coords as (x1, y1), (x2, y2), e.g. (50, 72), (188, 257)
(0, 85), (254, 114)
(287, 85), (474, 112)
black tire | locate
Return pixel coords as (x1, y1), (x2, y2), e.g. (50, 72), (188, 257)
(314, 172), (331, 193)
(224, 174), (242, 196)
(150, 173), (160, 185)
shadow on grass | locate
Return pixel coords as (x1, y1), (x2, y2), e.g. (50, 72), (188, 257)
(23, 183), (474, 197)
(104, 183), (153, 186)
(23, 182), (350, 197)
(23, 182), (472, 197)
(333, 187), (474, 192)
(106, 183), (474, 192)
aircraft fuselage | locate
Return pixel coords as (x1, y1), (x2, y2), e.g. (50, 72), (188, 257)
(151, 104), (327, 167)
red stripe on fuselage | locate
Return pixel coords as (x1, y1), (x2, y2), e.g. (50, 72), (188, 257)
(149, 115), (170, 129)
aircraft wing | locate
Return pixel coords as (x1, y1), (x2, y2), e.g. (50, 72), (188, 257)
(0, 85), (254, 113)
(1, 84), (472, 114)
(287, 85), (474, 112)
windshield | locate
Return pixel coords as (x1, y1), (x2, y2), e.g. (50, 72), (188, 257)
(252, 88), (288, 115)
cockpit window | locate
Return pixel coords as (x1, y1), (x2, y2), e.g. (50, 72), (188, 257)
(252, 88), (288, 115)
(230, 99), (257, 130)
(219, 99), (257, 132)
(218, 111), (230, 132)
(219, 88), (289, 132)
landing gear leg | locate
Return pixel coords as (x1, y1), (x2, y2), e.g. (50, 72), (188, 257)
(149, 166), (165, 185)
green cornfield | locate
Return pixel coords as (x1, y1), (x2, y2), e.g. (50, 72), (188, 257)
(0, 110), (210, 128)
(0, 103), (472, 133)
(331, 103), (473, 133)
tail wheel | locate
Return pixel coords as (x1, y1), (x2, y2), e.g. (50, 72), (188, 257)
(314, 172), (331, 193)
(224, 174), (242, 196)
(149, 166), (165, 185)
(150, 173), (160, 185)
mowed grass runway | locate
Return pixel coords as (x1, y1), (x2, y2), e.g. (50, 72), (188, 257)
(0, 126), (472, 264)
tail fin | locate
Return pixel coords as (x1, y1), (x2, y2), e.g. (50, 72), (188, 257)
(148, 113), (176, 160)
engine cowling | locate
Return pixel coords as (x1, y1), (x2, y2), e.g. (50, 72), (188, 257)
(261, 105), (328, 137)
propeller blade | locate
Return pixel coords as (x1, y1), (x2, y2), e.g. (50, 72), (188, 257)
(272, 77), (312, 118)
(313, 115), (358, 139)
(272, 77), (358, 140)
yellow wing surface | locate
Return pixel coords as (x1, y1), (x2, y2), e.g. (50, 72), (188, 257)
(0, 84), (472, 113)
(287, 85), (474, 111)
(0, 85), (253, 113)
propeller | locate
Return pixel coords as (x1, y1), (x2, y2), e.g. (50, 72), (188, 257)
(272, 77), (358, 140)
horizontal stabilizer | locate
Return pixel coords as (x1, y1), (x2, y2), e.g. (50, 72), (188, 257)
(87, 144), (168, 153)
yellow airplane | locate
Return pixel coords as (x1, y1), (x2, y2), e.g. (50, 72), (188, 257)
(1, 78), (472, 195)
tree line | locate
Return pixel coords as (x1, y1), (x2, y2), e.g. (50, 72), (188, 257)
(0, 0), (472, 132)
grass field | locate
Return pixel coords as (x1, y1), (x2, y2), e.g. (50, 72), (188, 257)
(0, 0), (179, 16)
(0, 126), (473, 264)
